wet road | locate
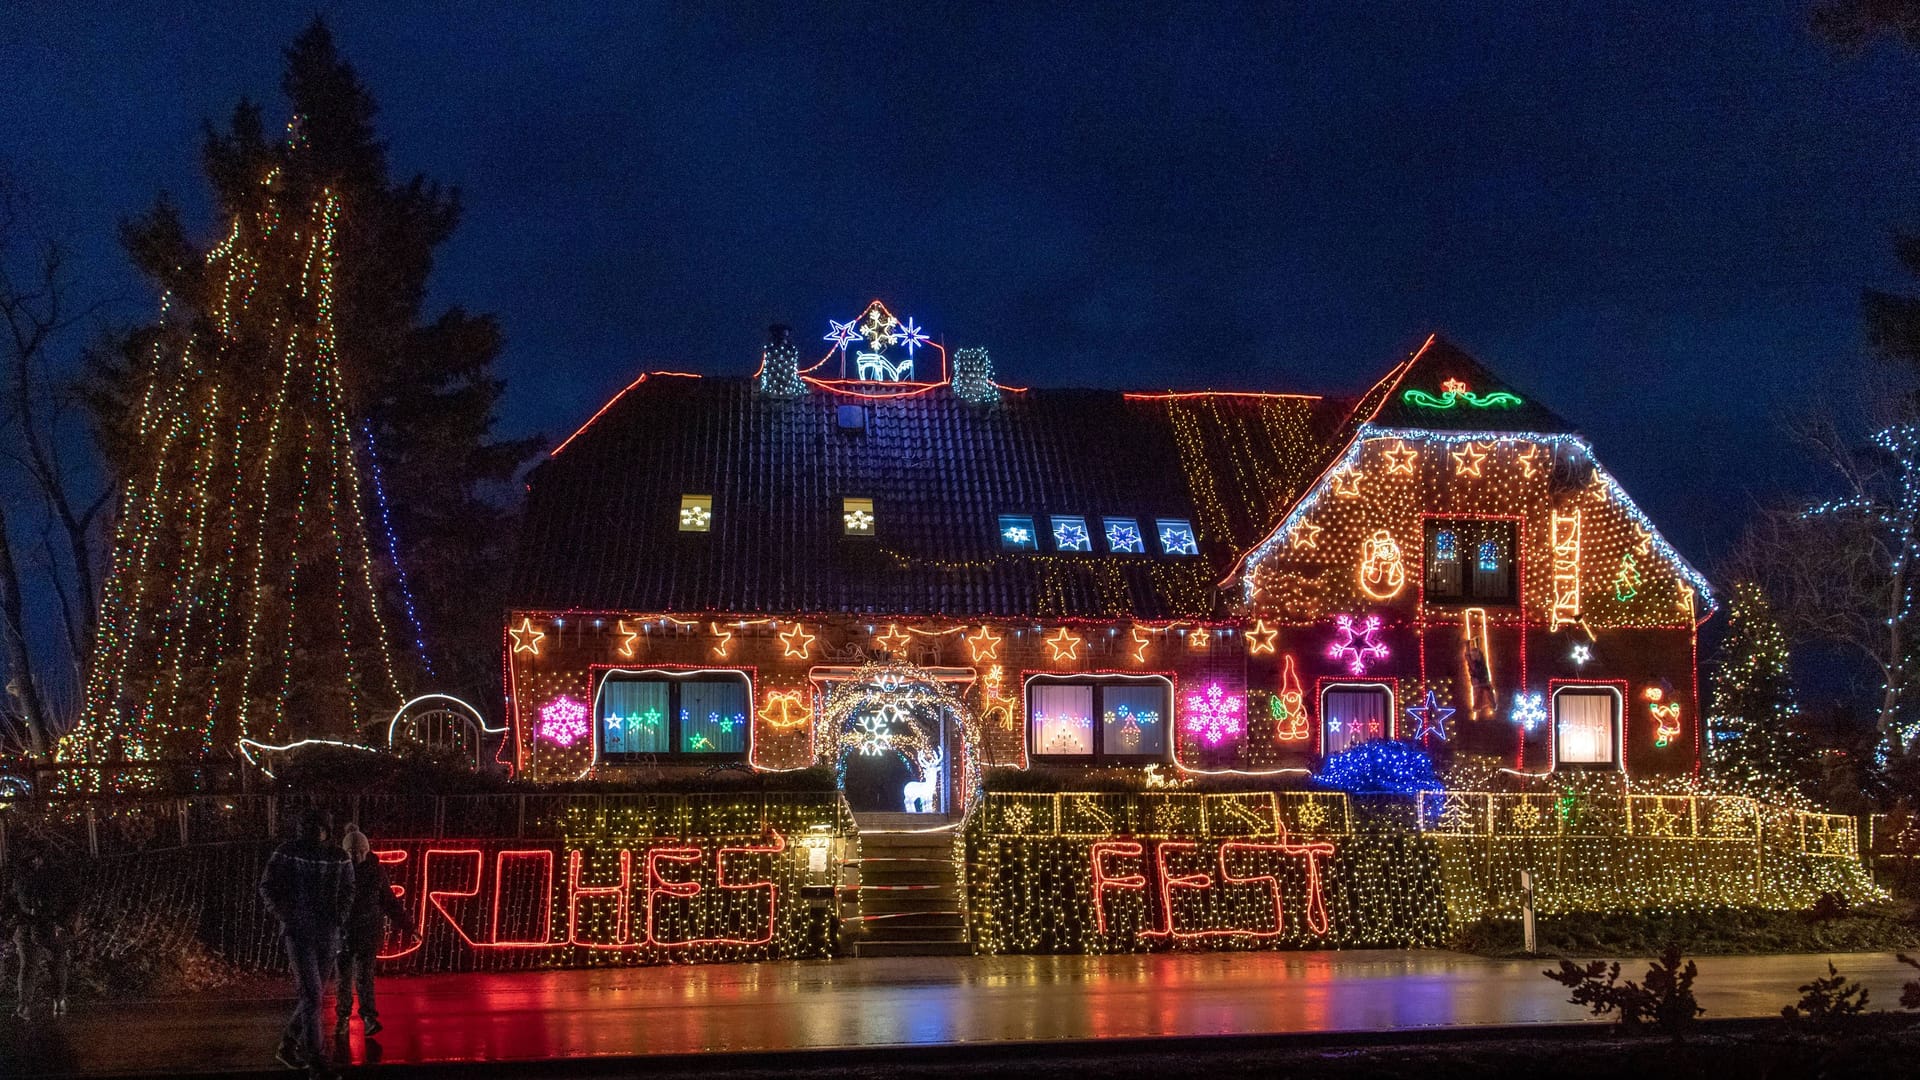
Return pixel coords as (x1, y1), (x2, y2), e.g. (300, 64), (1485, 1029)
(8, 950), (1917, 1076)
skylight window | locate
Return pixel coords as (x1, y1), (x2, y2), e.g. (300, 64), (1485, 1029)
(1051, 515), (1093, 552)
(842, 497), (875, 536)
(998, 515), (1038, 551)
(679, 494), (713, 532)
(1156, 519), (1199, 556)
(1103, 518), (1145, 554)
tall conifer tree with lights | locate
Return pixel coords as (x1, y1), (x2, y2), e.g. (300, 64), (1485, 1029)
(1707, 581), (1807, 789)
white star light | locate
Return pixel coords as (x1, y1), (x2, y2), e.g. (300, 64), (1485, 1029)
(898, 317), (930, 356)
(825, 319), (861, 352)
(1570, 643), (1592, 666)
(1054, 521), (1092, 550)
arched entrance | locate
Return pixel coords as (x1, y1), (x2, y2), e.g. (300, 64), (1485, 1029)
(814, 661), (981, 816)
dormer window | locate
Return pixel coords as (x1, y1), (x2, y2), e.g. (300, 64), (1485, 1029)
(999, 515), (1039, 550)
(1425, 518), (1515, 604)
(1103, 518), (1145, 553)
(1156, 519), (1199, 556)
(1050, 515), (1093, 552)
(679, 494), (713, 532)
(842, 497), (875, 536)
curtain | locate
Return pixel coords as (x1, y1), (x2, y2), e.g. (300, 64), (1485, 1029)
(1031, 684), (1094, 755)
(1102, 684), (1169, 756)
(679, 680), (749, 754)
(1324, 687), (1389, 755)
(599, 679), (669, 754)
(1555, 691), (1616, 764)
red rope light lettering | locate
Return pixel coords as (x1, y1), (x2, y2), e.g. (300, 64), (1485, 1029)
(490, 849), (555, 947)
(567, 849), (632, 948)
(1144, 841), (1214, 938)
(1090, 840), (1147, 934)
(421, 848), (484, 946)
(373, 849), (418, 960)
(642, 846), (704, 946)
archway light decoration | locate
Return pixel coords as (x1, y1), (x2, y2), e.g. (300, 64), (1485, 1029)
(816, 660), (984, 811)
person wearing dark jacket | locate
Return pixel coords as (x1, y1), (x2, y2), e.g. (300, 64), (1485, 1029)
(11, 844), (80, 1020)
(333, 823), (417, 1038)
(258, 808), (353, 1075)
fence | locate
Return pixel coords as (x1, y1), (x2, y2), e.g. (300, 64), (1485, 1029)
(0, 792), (853, 866)
(976, 790), (1352, 839)
(1415, 790), (1859, 857)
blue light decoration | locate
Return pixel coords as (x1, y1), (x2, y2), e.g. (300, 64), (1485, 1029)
(361, 421), (432, 675)
(1236, 427), (1718, 615)
(1104, 518), (1145, 553)
(1407, 688), (1454, 743)
(1311, 741), (1442, 795)
(1156, 518), (1199, 555)
(1509, 691), (1546, 731)
(1433, 530), (1457, 562)
(1477, 537), (1500, 573)
(1052, 516), (1093, 552)
(998, 514), (1038, 550)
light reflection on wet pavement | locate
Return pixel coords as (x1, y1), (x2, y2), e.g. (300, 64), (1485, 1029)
(10, 950), (1918, 1075)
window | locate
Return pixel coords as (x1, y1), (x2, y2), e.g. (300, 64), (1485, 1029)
(842, 497), (875, 536)
(1156, 519), (1199, 556)
(999, 515), (1039, 550)
(1028, 675), (1171, 761)
(596, 671), (749, 759)
(1424, 519), (1515, 603)
(1554, 686), (1621, 766)
(1050, 515), (1093, 552)
(1322, 683), (1393, 755)
(1103, 517), (1146, 553)
(679, 494), (713, 532)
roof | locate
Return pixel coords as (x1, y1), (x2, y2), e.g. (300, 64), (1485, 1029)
(1364, 336), (1576, 435)
(509, 376), (1347, 620)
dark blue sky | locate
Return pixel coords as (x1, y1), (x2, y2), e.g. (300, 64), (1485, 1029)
(4, 3), (1917, 571)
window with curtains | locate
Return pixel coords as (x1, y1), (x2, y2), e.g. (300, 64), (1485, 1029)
(597, 672), (750, 760)
(1425, 519), (1517, 604)
(1028, 676), (1171, 761)
(1553, 687), (1620, 766)
(1322, 684), (1392, 755)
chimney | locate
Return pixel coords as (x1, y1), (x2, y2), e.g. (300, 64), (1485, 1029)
(951, 346), (1000, 405)
(756, 323), (806, 397)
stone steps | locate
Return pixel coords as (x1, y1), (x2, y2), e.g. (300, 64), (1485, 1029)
(850, 812), (970, 958)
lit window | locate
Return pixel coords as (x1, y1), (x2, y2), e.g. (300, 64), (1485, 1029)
(1322, 683), (1393, 755)
(842, 497), (875, 536)
(1554, 687), (1621, 766)
(1028, 675), (1171, 761)
(679, 494), (713, 532)
(1051, 515), (1093, 552)
(1156, 519), (1199, 556)
(999, 514), (1038, 550)
(1424, 519), (1515, 603)
(597, 670), (749, 759)
(1103, 518), (1145, 553)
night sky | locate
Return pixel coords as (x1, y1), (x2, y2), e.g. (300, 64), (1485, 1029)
(5, 3), (1919, 571)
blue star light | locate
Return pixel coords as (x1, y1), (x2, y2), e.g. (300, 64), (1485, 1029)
(898, 317), (930, 356)
(1407, 689), (1454, 743)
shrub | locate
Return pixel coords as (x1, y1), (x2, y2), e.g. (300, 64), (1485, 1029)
(1900, 953), (1920, 1011)
(1312, 741), (1441, 795)
(1543, 942), (1704, 1034)
(1781, 961), (1870, 1021)
(1808, 891), (1852, 921)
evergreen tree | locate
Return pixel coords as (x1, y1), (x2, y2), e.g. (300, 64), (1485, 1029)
(1708, 581), (1808, 790)
(103, 19), (538, 708)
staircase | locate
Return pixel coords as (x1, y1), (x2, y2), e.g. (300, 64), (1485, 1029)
(849, 812), (970, 957)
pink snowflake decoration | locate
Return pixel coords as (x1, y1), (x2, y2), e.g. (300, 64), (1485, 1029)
(1183, 683), (1245, 746)
(1327, 613), (1389, 675)
(538, 695), (590, 748)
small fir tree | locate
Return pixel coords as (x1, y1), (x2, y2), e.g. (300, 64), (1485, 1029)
(1708, 581), (1808, 790)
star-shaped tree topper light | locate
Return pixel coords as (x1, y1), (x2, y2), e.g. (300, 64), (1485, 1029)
(1183, 683), (1245, 747)
(1407, 688), (1454, 744)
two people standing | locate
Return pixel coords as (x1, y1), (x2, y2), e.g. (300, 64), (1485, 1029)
(10, 843), (79, 1020)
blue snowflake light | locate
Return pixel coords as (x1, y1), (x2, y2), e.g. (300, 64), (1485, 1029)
(1156, 519), (1199, 555)
(1052, 516), (1093, 552)
(1104, 519), (1145, 553)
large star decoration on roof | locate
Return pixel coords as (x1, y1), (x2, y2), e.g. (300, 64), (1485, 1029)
(1450, 442), (1489, 478)
(1382, 440), (1419, 476)
(780, 623), (816, 659)
(965, 625), (1002, 663)
(1407, 688), (1454, 743)
(1332, 469), (1364, 498)
(1045, 627), (1083, 663)
(874, 624), (912, 655)
(824, 318), (861, 353)
(510, 617), (545, 656)
(1289, 520), (1322, 549)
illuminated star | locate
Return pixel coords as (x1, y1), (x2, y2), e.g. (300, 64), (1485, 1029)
(1129, 625), (1152, 663)
(780, 623), (816, 659)
(824, 318), (861, 352)
(1045, 627), (1083, 663)
(1450, 442), (1489, 478)
(716, 712), (739, 734)
(509, 617), (545, 656)
(603, 713), (624, 738)
(1053, 520), (1092, 550)
(1570, 643), (1592, 666)
(1332, 469), (1364, 497)
(1290, 520), (1322, 549)
(1382, 440), (1419, 475)
(1516, 443), (1542, 478)
(898, 316), (929, 356)
(615, 619), (640, 658)
(1245, 620), (1278, 656)
(710, 622), (732, 658)
(1639, 805), (1681, 837)
(875, 624), (911, 654)
(1406, 688), (1454, 743)
(965, 625), (1003, 663)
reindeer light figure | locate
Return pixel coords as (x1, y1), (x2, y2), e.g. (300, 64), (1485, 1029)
(901, 746), (944, 814)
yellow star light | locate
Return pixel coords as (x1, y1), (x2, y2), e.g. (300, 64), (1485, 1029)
(710, 621), (733, 658)
(965, 625), (1003, 663)
(1045, 627), (1083, 663)
(1382, 440), (1419, 476)
(509, 617), (545, 656)
(1450, 442), (1489, 478)
(780, 623), (816, 659)
(1516, 443), (1542, 478)
(1639, 805), (1681, 837)
(1186, 627), (1210, 650)
(1332, 469), (1364, 498)
(615, 619), (640, 658)
(1246, 619), (1278, 656)
(874, 624), (911, 655)
(1129, 625), (1152, 664)
(1290, 520), (1323, 550)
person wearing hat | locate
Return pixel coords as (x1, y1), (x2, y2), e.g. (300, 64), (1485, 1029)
(333, 823), (418, 1039)
(258, 808), (353, 1076)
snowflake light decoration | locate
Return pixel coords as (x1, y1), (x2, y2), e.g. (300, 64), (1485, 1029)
(897, 316), (929, 356)
(1182, 683), (1245, 746)
(679, 503), (711, 529)
(1053, 520), (1092, 551)
(1326, 613), (1389, 675)
(844, 508), (875, 532)
(1105, 521), (1144, 553)
(538, 696), (590, 748)
(854, 714), (893, 756)
(1002, 524), (1032, 546)
(1509, 691), (1546, 731)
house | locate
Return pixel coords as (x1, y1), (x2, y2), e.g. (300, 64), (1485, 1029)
(503, 302), (1712, 809)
